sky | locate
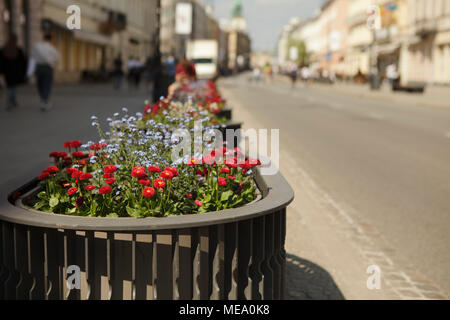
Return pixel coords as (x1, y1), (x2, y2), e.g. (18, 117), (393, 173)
(208, 0), (325, 52)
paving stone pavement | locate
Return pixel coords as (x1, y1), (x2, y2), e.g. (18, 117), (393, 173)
(219, 78), (449, 300)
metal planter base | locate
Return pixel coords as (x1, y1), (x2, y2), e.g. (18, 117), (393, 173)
(0, 169), (293, 300)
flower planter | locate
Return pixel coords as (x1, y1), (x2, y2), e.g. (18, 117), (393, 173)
(222, 120), (242, 147)
(0, 167), (293, 300)
(217, 107), (233, 121)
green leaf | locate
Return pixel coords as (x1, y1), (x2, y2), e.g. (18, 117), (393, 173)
(37, 192), (47, 200)
(107, 212), (119, 218)
(126, 206), (141, 218)
(34, 201), (46, 210)
(203, 194), (212, 203)
(68, 207), (77, 214)
(221, 190), (233, 202)
(49, 197), (59, 208)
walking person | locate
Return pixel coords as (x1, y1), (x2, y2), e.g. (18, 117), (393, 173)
(0, 34), (27, 110)
(28, 33), (60, 111)
(289, 63), (298, 88)
(112, 54), (124, 90)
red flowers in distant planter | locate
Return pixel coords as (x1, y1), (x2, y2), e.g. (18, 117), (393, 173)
(49, 151), (59, 158)
(67, 187), (78, 196)
(142, 187), (155, 198)
(85, 185), (97, 191)
(99, 186), (112, 195)
(154, 179), (166, 189)
(38, 171), (50, 180)
(72, 152), (85, 158)
(46, 166), (59, 173)
(64, 140), (82, 149)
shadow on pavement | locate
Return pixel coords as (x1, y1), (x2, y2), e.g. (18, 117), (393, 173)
(286, 253), (345, 300)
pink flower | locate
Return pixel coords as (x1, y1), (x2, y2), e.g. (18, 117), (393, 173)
(195, 200), (203, 207)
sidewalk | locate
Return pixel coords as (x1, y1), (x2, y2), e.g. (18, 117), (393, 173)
(279, 74), (450, 109)
(0, 83), (152, 184)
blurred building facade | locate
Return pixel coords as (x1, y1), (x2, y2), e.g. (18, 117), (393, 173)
(318, 0), (349, 76)
(0, 0), (158, 83)
(278, 0), (450, 85)
(224, 0), (251, 71)
(1, 0), (250, 81)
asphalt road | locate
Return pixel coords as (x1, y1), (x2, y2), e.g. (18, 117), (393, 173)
(220, 74), (450, 295)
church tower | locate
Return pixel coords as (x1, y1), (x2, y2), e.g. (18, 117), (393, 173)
(230, 0), (247, 32)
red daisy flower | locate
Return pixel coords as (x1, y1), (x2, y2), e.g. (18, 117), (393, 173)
(67, 187), (78, 196)
(142, 187), (156, 198)
(218, 177), (227, 187)
(220, 167), (230, 174)
(148, 166), (161, 173)
(104, 165), (117, 174)
(46, 165), (59, 173)
(187, 158), (200, 166)
(160, 170), (174, 181)
(99, 186), (112, 195)
(153, 179), (166, 189)
(105, 178), (116, 184)
(138, 179), (151, 186)
(85, 185), (97, 191)
(131, 166), (147, 179)
(80, 172), (93, 181)
(165, 167), (179, 177)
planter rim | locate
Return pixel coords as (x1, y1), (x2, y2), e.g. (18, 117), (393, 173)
(0, 165), (294, 231)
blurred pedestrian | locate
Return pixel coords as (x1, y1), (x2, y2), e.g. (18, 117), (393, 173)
(289, 63), (298, 88)
(301, 66), (310, 85)
(28, 33), (60, 111)
(264, 63), (273, 85)
(386, 64), (399, 85)
(0, 34), (27, 110)
(252, 67), (261, 83)
(176, 58), (197, 82)
(112, 54), (124, 90)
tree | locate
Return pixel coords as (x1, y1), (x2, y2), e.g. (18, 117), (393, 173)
(286, 38), (309, 67)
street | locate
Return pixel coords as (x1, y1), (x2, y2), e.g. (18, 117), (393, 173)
(219, 73), (450, 299)
(0, 76), (449, 300)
